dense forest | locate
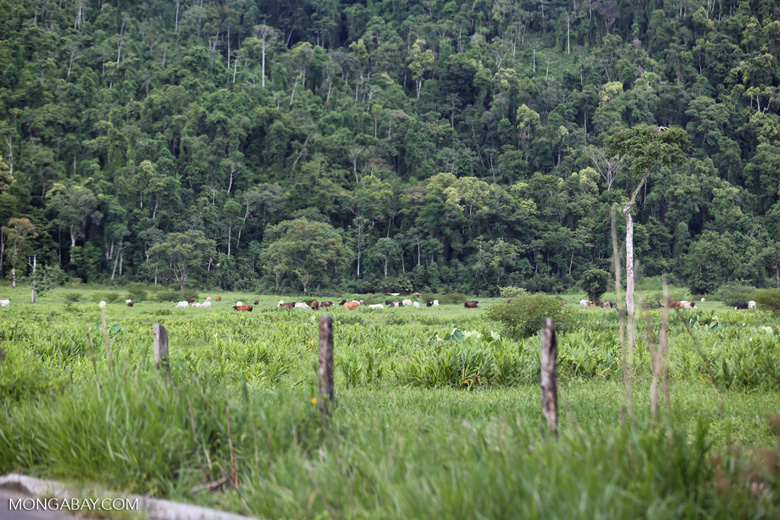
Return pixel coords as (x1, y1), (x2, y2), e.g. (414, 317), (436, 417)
(1, 0), (780, 295)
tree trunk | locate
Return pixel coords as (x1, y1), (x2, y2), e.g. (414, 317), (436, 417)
(623, 203), (635, 316)
(30, 255), (36, 303)
(261, 39), (266, 87)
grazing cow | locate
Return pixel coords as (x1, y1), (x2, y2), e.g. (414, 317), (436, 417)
(602, 301), (617, 308)
(126, 299), (134, 307)
(464, 301), (479, 308)
(412, 301), (420, 308)
(236, 301), (244, 306)
(320, 301), (333, 308)
(192, 302), (202, 308)
(176, 301), (188, 308)
(748, 300), (756, 309)
(681, 300), (696, 309)
(402, 299), (413, 306)
(311, 300), (319, 310)
(343, 301), (359, 310)
(187, 298), (195, 303)
(579, 299), (590, 307)
(0, 299), (9, 307)
(368, 304), (384, 309)
(432, 300), (439, 307)
(427, 301), (433, 307)
(389, 292), (400, 296)
(233, 304), (253, 312)
(295, 302), (310, 309)
(216, 296), (221, 301)
(201, 301), (212, 308)
(735, 301), (748, 310)
(701, 298), (706, 302)
(254, 300), (260, 305)
(278, 302), (294, 309)
(412, 293), (422, 297)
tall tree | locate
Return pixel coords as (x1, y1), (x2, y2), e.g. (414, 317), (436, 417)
(606, 125), (690, 316)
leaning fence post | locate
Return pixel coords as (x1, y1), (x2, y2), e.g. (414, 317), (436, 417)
(541, 318), (558, 439)
(154, 323), (170, 379)
(318, 314), (335, 419)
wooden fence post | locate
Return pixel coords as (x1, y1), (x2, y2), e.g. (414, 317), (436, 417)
(541, 318), (558, 439)
(318, 314), (334, 419)
(154, 323), (170, 379)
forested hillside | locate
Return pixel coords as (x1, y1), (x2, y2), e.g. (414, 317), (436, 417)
(1, 0), (780, 295)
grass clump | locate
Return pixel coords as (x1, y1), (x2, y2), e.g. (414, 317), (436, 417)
(486, 292), (571, 339)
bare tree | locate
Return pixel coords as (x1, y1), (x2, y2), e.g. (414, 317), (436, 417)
(584, 145), (624, 191)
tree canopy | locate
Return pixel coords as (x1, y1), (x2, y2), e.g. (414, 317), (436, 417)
(1, 0), (779, 294)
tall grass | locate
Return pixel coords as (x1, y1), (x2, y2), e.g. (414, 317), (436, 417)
(0, 288), (778, 517)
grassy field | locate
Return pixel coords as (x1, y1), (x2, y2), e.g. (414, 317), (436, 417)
(0, 284), (779, 518)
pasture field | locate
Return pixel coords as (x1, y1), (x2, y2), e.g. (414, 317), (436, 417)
(0, 284), (779, 518)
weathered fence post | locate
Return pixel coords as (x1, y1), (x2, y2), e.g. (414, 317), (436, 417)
(154, 323), (170, 379)
(101, 305), (112, 371)
(541, 318), (558, 439)
(318, 314), (334, 419)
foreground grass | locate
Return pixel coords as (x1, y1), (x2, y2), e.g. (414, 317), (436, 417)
(0, 284), (779, 517)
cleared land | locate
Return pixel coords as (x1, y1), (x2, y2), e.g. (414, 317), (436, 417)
(1, 285), (779, 518)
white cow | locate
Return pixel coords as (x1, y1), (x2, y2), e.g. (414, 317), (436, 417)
(192, 302), (201, 308)
(579, 299), (589, 307)
(0, 299), (9, 307)
(432, 300), (439, 306)
(748, 300), (756, 309)
(368, 304), (384, 309)
(294, 302), (310, 309)
(412, 301), (420, 308)
(201, 301), (212, 308)
(176, 301), (189, 308)
(402, 299), (413, 306)
(236, 301), (244, 306)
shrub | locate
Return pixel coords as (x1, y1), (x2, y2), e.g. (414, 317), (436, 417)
(715, 282), (757, 307)
(155, 289), (200, 302)
(579, 269), (609, 302)
(125, 282), (149, 302)
(64, 292), (81, 303)
(486, 293), (571, 339)
(91, 292), (120, 303)
(499, 286), (529, 298)
(753, 289), (780, 312)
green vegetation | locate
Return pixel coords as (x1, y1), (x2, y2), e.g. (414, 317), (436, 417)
(579, 268), (610, 302)
(1, 288), (778, 517)
(486, 291), (571, 339)
(1, 1), (779, 296)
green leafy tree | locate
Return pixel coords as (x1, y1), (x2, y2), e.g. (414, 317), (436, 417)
(260, 219), (352, 294)
(606, 125), (691, 315)
(147, 231), (217, 291)
(2, 217), (37, 288)
(579, 268), (610, 302)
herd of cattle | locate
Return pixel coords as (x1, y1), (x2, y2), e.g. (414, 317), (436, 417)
(0, 296), (760, 312)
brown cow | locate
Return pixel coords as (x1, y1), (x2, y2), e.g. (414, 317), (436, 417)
(343, 301), (359, 310)
(187, 298), (195, 303)
(320, 301), (333, 308)
(216, 296), (221, 301)
(464, 301), (479, 308)
(233, 304), (253, 312)
(254, 299), (260, 305)
(311, 300), (319, 310)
